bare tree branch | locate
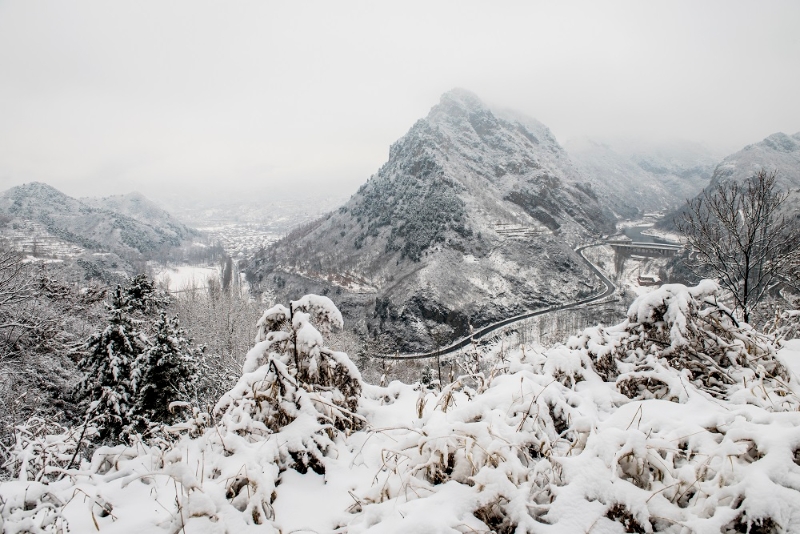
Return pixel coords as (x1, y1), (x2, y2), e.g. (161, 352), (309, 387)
(676, 170), (800, 324)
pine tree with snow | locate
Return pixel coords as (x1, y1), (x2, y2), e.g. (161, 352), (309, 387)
(124, 273), (170, 316)
(130, 312), (199, 430)
(77, 285), (146, 441)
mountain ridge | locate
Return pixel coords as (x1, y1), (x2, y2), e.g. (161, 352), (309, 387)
(0, 181), (198, 259)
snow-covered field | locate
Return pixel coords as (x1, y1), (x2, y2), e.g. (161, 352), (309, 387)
(154, 264), (220, 292)
(3, 283), (799, 533)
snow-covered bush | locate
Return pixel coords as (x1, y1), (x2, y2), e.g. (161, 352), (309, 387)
(570, 280), (794, 407)
(215, 294), (362, 469)
(1, 417), (97, 483)
(348, 282), (800, 533)
(764, 309), (800, 345)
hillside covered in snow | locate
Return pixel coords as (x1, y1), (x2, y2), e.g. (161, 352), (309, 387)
(0, 183), (198, 258)
(0, 183), (201, 282)
(659, 132), (800, 231)
(251, 89), (617, 352)
(2, 282), (799, 533)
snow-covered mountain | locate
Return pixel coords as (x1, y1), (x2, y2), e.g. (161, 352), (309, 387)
(251, 89), (617, 351)
(81, 191), (197, 243)
(708, 132), (800, 190)
(565, 137), (717, 218)
(659, 131), (800, 229)
(0, 182), (197, 258)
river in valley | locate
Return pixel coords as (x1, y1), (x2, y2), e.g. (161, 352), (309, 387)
(620, 225), (677, 245)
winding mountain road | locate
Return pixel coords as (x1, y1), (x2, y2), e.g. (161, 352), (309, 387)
(375, 243), (616, 360)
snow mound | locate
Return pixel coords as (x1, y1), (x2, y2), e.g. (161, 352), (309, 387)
(2, 284), (799, 533)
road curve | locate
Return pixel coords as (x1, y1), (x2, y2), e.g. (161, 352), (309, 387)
(374, 243), (616, 360)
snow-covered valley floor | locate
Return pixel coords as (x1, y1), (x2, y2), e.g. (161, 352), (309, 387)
(153, 264), (221, 293)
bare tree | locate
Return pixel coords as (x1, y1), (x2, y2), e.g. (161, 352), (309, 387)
(0, 247), (106, 449)
(167, 280), (262, 408)
(676, 170), (800, 323)
(0, 249), (33, 355)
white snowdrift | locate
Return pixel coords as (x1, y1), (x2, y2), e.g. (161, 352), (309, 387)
(2, 283), (800, 533)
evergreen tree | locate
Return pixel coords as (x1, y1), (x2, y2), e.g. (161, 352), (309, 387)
(77, 276), (199, 441)
(77, 286), (146, 441)
(125, 273), (169, 316)
(131, 312), (199, 429)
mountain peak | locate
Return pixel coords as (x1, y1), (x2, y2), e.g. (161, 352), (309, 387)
(6, 181), (69, 197)
(759, 132), (799, 153)
(438, 88), (485, 110)
(426, 88), (491, 126)
(254, 93), (616, 351)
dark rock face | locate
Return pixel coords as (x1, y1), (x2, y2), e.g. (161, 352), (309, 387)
(251, 89), (616, 352)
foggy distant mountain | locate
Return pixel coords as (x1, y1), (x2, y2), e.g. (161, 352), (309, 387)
(565, 137), (717, 218)
(81, 191), (197, 242)
(0, 182), (197, 258)
(707, 132), (800, 189)
(660, 132), (800, 229)
(251, 89), (616, 351)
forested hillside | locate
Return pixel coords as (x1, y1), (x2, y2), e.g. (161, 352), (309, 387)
(0, 182), (202, 282)
(660, 131), (800, 231)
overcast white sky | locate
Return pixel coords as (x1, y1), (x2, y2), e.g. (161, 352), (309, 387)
(1, 1), (798, 202)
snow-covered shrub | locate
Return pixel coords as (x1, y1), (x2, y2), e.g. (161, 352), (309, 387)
(1, 417), (97, 483)
(0, 482), (68, 533)
(216, 295), (362, 470)
(354, 350), (584, 532)
(347, 282), (800, 533)
(763, 309), (800, 344)
(147, 294), (363, 529)
(569, 280), (795, 407)
(0, 418), (97, 534)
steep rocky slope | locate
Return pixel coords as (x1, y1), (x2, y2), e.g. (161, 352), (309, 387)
(565, 137), (716, 218)
(252, 89), (616, 351)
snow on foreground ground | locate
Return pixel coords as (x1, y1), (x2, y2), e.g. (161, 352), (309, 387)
(3, 283), (800, 533)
